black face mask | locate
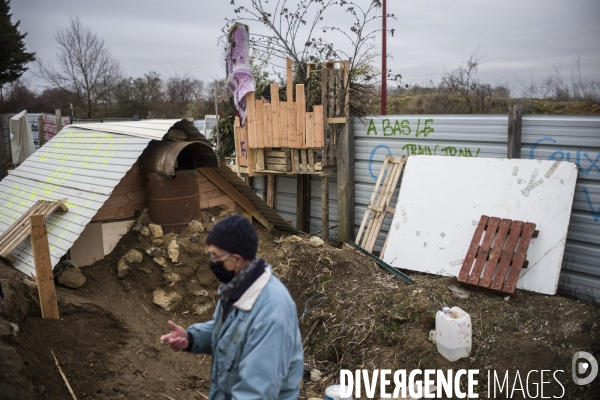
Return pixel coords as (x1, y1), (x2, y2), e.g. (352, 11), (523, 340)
(210, 261), (235, 283)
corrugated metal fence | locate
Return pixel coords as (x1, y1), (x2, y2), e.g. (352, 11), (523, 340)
(521, 115), (600, 301)
(262, 113), (600, 302)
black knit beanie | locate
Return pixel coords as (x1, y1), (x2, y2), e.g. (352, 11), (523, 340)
(206, 215), (258, 260)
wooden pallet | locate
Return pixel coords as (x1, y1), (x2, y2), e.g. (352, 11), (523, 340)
(355, 155), (407, 253)
(457, 215), (538, 296)
(0, 200), (68, 262)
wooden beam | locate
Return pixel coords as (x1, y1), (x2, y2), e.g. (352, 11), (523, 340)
(507, 104), (523, 159)
(263, 103), (273, 148)
(246, 92), (257, 148)
(337, 119), (355, 243)
(286, 58), (293, 102)
(197, 168), (274, 230)
(267, 175), (277, 209)
(279, 101), (289, 147)
(296, 174), (311, 232)
(313, 105), (324, 148)
(55, 109), (62, 136)
(30, 214), (60, 319)
(327, 117), (347, 124)
(322, 174), (330, 242)
(255, 98), (265, 148)
(343, 60), (350, 117)
(255, 149), (265, 171)
(296, 84), (306, 148)
(287, 102), (297, 148)
(270, 83), (280, 148)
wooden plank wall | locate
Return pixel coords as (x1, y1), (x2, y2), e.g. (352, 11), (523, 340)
(197, 173), (236, 213)
(242, 86), (324, 150)
(92, 161), (147, 222)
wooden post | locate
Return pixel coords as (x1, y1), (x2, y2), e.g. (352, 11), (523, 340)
(55, 109), (62, 136)
(337, 93), (355, 243)
(321, 174), (329, 242)
(37, 115), (45, 147)
(296, 175), (311, 232)
(266, 175), (277, 210)
(30, 214), (60, 319)
(507, 104), (523, 159)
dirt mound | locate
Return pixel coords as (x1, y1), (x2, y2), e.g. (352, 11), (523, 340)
(0, 215), (599, 399)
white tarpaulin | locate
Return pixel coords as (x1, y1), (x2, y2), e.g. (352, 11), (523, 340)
(10, 110), (35, 164)
(382, 156), (578, 295)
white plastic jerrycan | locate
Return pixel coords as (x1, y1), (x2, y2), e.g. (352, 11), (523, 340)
(434, 306), (472, 362)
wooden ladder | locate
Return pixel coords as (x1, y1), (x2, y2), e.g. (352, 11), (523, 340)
(355, 155), (407, 253)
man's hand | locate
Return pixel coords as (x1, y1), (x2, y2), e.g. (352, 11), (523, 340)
(160, 320), (189, 352)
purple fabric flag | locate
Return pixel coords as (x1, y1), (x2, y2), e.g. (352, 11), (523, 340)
(226, 23), (256, 124)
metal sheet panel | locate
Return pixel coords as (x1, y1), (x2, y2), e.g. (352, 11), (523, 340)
(0, 127), (151, 277)
(69, 119), (213, 145)
(522, 115), (600, 301)
(354, 115), (507, 251)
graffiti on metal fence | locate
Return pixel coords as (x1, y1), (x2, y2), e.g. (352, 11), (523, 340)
(530, 136), (600, 222)
(367, 118), (434, 137)
(366, 118), (482, 181)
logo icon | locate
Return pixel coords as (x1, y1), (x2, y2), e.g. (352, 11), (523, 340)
(572, 351), (598, 385)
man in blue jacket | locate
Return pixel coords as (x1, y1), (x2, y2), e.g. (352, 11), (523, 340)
(161, 215), (304, 400)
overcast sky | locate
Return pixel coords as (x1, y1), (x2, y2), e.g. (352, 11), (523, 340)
(11, 0), (600, 94)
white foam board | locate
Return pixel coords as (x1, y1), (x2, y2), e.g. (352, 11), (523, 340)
(382, 156), (578, 295)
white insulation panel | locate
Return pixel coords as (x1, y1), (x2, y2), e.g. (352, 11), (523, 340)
(382, 156), (579, 295)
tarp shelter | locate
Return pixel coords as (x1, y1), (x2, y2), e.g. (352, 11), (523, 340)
(10, 111), (35, 164)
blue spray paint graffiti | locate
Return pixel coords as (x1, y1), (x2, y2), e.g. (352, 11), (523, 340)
(368, 145), (393, 181)
(530, 136), (600, 222)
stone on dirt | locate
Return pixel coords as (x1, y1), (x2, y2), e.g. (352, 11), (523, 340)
(140, 226), (150, 237)
(148, 223), (163, 238)
(117, 259), (130, 279)
(164, 272), (182, 283)
(289, 235), (303, 242)
(152, 238), (165, 246)
(168, 240), (179, 263)
(188, 220), (205, 233)
(56, 267), (86, 288)
(123, 249), (144, 264)
(309, 236), (325, 248)
(153, 257), (168, 268)
(153, 290), (182, 311)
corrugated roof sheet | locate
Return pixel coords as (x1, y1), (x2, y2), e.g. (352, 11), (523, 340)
(69, 119), (212, 145)
(213, 165), (297, 232)
(0, 126), (152, 277)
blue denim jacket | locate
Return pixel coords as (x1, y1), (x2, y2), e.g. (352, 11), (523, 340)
(187, 267), (304, 400)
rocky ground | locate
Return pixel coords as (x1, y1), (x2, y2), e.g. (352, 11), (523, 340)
(0, 210), (599, 399)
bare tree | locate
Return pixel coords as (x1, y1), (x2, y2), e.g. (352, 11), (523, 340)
(440, 49), (496, 114)
(225, 0), (399, 115)
(164, 71), (205, 117)
(36, 16), (122, 118)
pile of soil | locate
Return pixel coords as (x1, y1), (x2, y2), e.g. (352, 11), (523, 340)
(0, 213), (599, 399)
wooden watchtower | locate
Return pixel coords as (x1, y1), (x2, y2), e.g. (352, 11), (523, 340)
(233, 58), (353, 242)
